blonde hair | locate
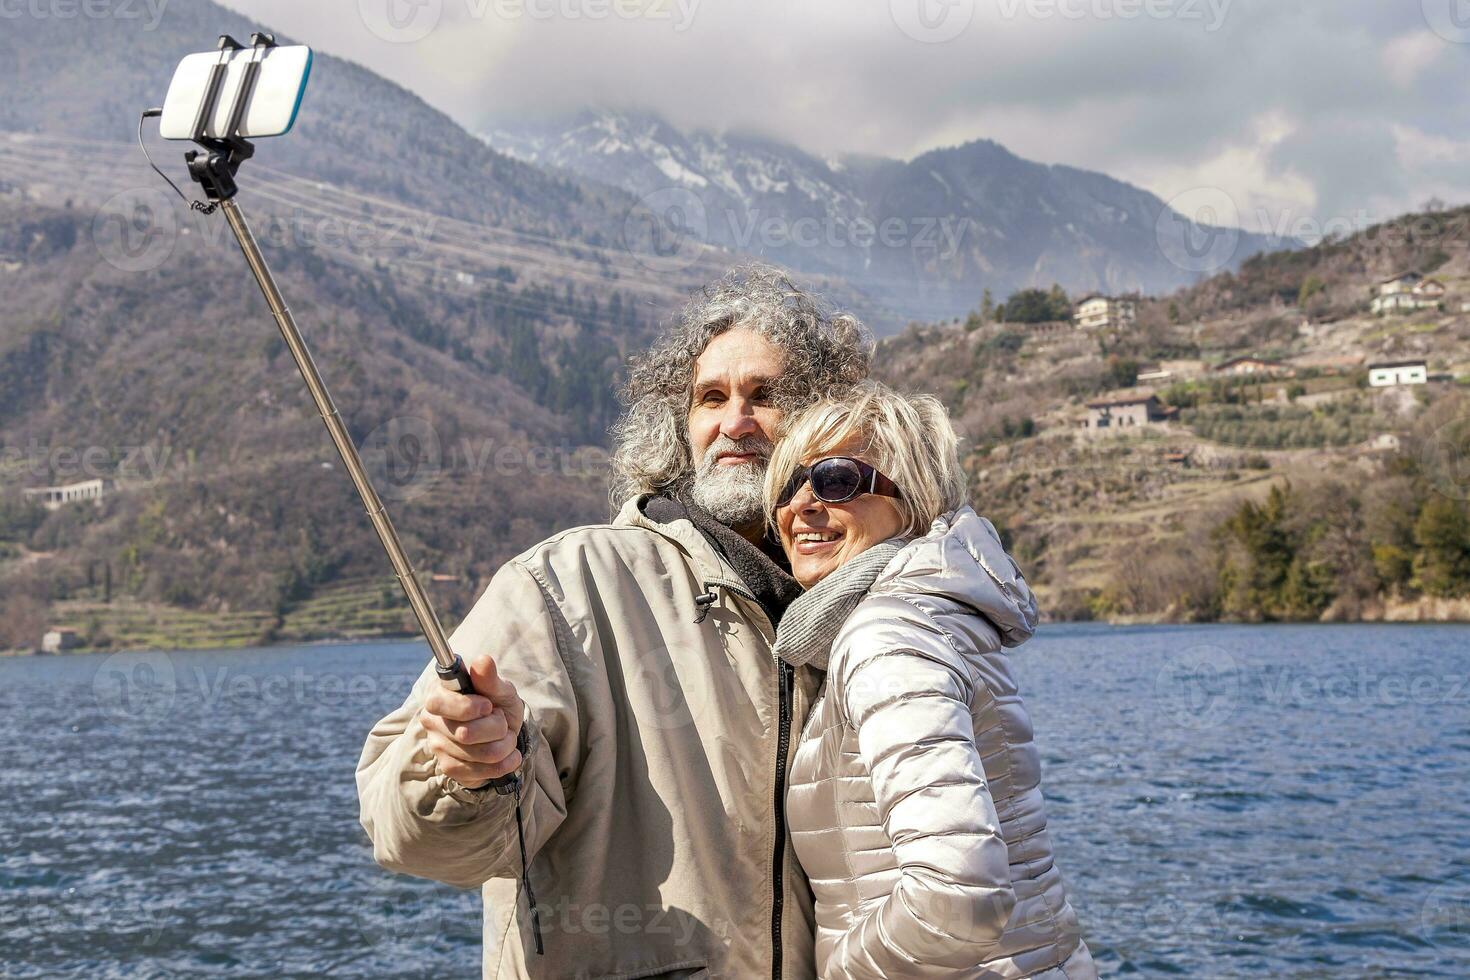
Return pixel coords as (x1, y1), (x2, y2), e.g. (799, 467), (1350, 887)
(763, 380), (968, 538)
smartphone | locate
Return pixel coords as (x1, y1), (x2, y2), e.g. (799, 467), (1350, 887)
(159, 43), (312, 141)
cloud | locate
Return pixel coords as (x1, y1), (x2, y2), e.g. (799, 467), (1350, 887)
(224, 0), (1470, 229)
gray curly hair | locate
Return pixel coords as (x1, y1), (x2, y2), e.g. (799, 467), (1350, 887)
(609, 264), (874, 511)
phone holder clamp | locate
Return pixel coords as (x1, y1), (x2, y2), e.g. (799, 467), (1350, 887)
(183, 33), (277, 203)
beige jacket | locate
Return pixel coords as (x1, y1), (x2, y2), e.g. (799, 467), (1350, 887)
(356, 497), (822, 979)
(784, 508), (1096, 979)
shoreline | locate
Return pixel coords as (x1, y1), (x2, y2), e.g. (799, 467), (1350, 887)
(6, 617), (1469, 659)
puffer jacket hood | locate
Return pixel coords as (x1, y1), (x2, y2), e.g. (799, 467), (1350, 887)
(869, 505), (1039, 648)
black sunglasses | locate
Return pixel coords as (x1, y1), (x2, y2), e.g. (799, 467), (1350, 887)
(776, 456), (903, 508)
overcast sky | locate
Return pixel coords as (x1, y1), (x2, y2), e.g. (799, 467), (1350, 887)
(224, 0), (1470, 236)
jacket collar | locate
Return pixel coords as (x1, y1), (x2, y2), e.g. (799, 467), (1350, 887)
(616, 495), (728, 583)
(616, 494), (801, 629)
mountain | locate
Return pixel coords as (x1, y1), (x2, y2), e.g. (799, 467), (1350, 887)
(0, 2), (630, 241)
(485, 107), (1296, 323)
(873, 203), (1470, 624)
(0, 0), (688, 644)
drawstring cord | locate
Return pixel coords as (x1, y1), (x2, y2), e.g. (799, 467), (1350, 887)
(693, 583), (719, 624)
(495, 727), (543, 955)
(511, 772), (544, 955)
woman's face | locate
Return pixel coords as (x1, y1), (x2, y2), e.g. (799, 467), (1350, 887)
(777, 440), (906, 589)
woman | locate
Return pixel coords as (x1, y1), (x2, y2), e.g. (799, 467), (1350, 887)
(764, 381), (1097, 979)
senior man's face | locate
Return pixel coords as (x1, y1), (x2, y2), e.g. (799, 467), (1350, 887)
(686, 328), (785, 534)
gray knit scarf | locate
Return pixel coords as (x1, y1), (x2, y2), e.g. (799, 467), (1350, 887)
(772, 538), (906, 671)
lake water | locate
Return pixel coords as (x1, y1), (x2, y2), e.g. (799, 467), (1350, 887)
(1, 624), (1467, 977)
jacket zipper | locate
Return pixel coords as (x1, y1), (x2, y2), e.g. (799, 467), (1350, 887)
(770, 656), (793, 980)
(700, 578), (791, 980)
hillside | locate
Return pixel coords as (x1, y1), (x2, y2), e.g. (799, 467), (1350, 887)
(6, 196), (1467, 651)
(1, 0), (1464, 650)
(0, 173), (656, 650)
(0, 0), (831, 652)
(875, 204), (1470, 623)
(486, 107), (1294, 323)
(0, 1), (630, 241)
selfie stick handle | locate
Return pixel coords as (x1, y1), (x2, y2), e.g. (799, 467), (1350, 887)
(180, 33), (520, 794)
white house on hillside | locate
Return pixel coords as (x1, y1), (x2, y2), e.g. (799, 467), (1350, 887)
(1074, 295), (1137, 330)
(1372, 272), (1446, 315)
(23, 478), (115, 510)
(1367, 360), (1428, 387)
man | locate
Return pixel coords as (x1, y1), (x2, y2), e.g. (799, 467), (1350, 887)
(357, 265), (872, 978)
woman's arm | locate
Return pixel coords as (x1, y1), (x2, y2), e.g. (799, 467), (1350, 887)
(826, 595), (1016, 978)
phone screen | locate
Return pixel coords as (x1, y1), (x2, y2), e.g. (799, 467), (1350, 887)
(159, 44), (312, 141)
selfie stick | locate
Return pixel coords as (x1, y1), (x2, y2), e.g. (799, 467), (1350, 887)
(149, 33), (522, 794)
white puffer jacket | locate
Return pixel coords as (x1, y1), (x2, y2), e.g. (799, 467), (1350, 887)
(783, 507), (1097, 979)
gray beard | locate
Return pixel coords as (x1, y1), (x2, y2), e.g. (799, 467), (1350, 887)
(689, 435), (772, 529)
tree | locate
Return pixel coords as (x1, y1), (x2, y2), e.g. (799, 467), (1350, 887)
(1046, 283), (1071, 320)
(1297, 276), (1325, 307)
(1412, 495), (1470, 598)
(980, 288), (995, 322)
(1214, 483), (1333, 621)
(1001, 287), (1070, 324)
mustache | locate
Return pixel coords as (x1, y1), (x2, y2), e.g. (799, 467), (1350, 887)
(699, 434), (774, 470)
